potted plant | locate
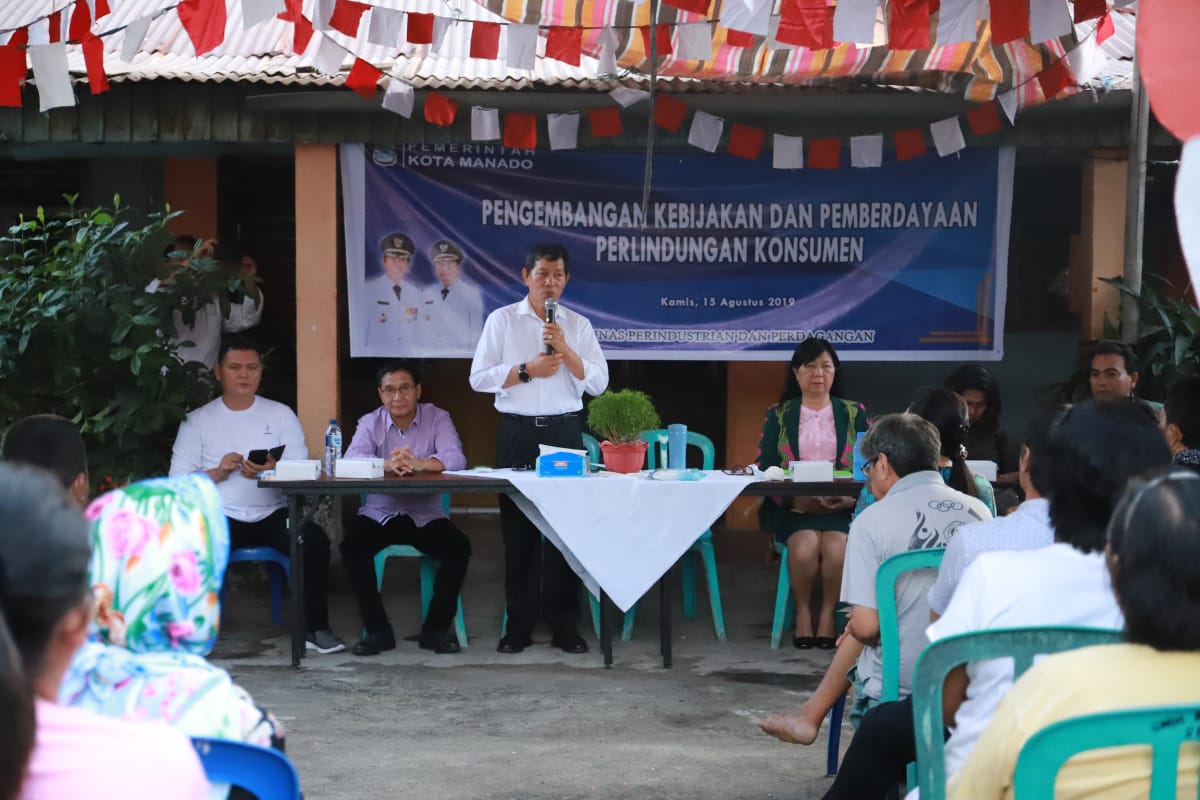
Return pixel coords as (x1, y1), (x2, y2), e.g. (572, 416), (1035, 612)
(586, 389), (661, 473)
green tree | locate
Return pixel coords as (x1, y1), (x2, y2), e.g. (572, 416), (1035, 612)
(0, 197), (243, 487)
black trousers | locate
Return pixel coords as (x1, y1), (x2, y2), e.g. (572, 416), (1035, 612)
(227, 509), (331, 632)
(821, 695), (946, 800)
(497, 413), (584, 640)
(341, 514), (472, 636)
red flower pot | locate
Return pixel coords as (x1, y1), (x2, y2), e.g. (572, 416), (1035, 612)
(599, 440), (649, 474)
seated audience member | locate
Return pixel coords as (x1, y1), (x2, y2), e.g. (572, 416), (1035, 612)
(818, 399), (1170, 799)
(0, 464), (209, 800)
(759, 388), (994, 746)
(64, 475), (283, 754)
(1086, 339), (1141, 401)
(943, 365), (1020, 485)
(169, 335), (345, 654)
(341, 361), (472, 656)
(159, 235), (264, 370)
(1, 414), (89, 509)
(951, 467), (1200, 799)
(1163, 376), (1200, 470)
(755, 337), (869, 649)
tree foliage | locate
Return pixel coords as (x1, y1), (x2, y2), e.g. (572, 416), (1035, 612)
(0, 197), (241, 486)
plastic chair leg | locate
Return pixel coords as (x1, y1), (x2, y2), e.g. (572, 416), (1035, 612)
(681, 552), (698, 620)
(698, 538), (726, 642)
(826, 692), (846, 776)
(588, 592), (602, 640)
(621, 604), (637, 642)
(771, 546), (791, 650)
(268, 563), (284, 626)
(419, 557), (467, 648)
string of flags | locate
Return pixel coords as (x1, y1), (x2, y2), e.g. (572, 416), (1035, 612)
(0, 0), (1127, 169)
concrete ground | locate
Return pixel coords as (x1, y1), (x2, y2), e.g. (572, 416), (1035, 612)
(212, 513), (851, 799)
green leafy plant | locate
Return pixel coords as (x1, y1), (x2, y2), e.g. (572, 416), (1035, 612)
(586, 389), (661, 444)
(0, 196), (242, 487)
(1099, 275), (1200, 400)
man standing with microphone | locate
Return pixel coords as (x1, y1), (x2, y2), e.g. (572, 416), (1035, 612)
(470, 243), (609, 654)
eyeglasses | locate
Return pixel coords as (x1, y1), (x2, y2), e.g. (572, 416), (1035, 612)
(859, 458), (877, 477)
(722, 466), (755, 476)
(379, 385), (417, 397)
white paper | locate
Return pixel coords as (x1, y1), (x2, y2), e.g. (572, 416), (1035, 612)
(598, 26), (619, 75)
(675, 22), (713, 61)
(548, 112), (580, 150)
(936, 0), (977, 44)
(688, 110), (724, 152)
(312, 0), (337, 31)
(431, 17), (453, 54)
(1028, 0), (1072, 43)
(965, 460), (998, 481)
(834, 0), (881, 44)
(29, 43), (75, 111)
(1065, 36), (1106, 84)
(772, 133), (804, 169)
(850, 134), (883, 167)
(723, 0), (772, 37)
(382, 79), (414, 117)
(366, 7), (404, 45)
(609, 87), (650, 107)
(930, 117), (966, 156)
(997, 88), (1018, 123)
(539, 444), (589, 458)
(120, 15), (153, 62)
(506, 23), (537, 70)
(242, 0), (285, 29)
(310, 34), (347, 75)
(471, 106), (501, 140)
(1178, 137), (1200, 296)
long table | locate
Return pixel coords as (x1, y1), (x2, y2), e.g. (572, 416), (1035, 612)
(259, 472), (866, 667)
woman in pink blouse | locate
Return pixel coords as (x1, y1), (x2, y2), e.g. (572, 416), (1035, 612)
(755, 338), (869, 649)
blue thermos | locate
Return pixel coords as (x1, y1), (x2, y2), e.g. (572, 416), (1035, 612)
(851, 431), (867, 481)
(668, 424), (688, 470)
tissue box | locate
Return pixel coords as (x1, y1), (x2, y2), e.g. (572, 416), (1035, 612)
(789, 461), (834, 482)
(335, 457), (385, 479)
(273, 459), (321, 481)
(536, 452), (587, 478)
(965, 460), (998, 481)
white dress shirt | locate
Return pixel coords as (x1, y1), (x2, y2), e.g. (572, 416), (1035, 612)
(419, 278), (485, 356)
(469, 297), (609, 415)
(362, 275), (425, 354)
(169, 396), (307, 522)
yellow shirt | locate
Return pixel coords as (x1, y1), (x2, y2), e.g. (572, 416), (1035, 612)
(949, 643), (1200, 800)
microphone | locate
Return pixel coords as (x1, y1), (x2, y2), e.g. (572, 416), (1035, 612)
(544, 297), (558, 354)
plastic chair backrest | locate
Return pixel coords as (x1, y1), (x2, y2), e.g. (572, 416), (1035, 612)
(876, 548), (946, 703)
(640, 429), (715, 470)
(911, 627), (1124, 800)
(1013, 703), (1200, 800)
(192, 737), (302, 800)
(581, 433), (601, 467)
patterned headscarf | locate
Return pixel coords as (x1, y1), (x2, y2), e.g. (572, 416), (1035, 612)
(82, 474), (228, 655)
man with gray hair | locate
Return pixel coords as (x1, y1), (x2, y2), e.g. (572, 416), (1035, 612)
(843, 413), (992, 720)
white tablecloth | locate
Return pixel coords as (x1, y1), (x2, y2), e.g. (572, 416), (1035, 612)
(447, 469), (757, 611)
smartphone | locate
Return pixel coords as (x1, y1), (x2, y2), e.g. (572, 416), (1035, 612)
(247, 445), (286, 464)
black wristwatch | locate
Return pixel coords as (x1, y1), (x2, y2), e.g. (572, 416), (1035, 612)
(517, 363), (531, 383)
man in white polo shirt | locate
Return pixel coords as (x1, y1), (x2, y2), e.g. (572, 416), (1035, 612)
(469, 242), (609, 654)
(169, 334), (345, 654)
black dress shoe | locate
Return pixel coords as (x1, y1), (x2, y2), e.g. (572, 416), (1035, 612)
(418, 630), (461, 654)
(551, 632), (589, 654)
(352, 629), (396, 656)
(793, 636), (816, 650)
(497, 634), (532, 654)
(815, 636), (837, 650)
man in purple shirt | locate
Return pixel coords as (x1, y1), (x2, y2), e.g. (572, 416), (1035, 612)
(341, 361), (472, 655)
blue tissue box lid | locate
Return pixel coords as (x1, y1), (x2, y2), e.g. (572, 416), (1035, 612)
(537, 452), (587, 477)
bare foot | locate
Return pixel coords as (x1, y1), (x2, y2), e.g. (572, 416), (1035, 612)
(756, 701), (823, 745)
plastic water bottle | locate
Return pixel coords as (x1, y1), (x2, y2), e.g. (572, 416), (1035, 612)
(324, 419), (342, 477)
(668, 424), (688, 470)
(851, 431), (867, 481)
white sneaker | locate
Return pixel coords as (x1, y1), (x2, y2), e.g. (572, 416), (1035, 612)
(305, 629), (347, 654)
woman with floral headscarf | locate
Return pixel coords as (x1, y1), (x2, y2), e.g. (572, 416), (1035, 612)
(61, 474), (281, 761)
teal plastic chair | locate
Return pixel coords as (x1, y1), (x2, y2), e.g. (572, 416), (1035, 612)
(192, 737), (301, 800)
(1013, 703), (1200, 800)
(616, 429), (725, 641)
(225, 547), (290, 625)
(911, 626), (1124, 800)
(373, 494), (468, 648)
(877, 548), (947, 702)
